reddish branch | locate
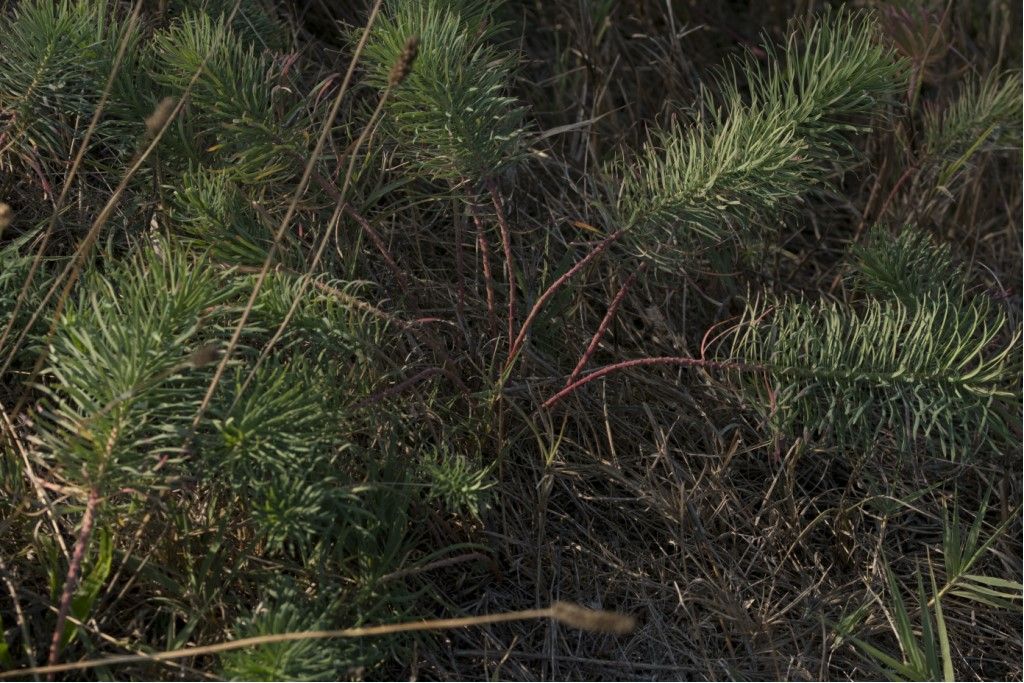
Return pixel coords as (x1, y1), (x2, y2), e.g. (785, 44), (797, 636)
(341, 204), (412, 297)
(566, 263), (646, 386)
(353, 367), (444, 410)
(455, 211), (466, 321)
(471, 209), (498, 337)
(47, 488), (100, 670)
(506, 230), (624, 369)
(299, 164), (413, 300)
(540, 356), (754, 411)
(486, 179), (517, 344)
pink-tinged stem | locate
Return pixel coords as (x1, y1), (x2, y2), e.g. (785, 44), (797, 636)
(471, 209), (498, 337)
(540, 356), (753, 411)
(343, 204), (412, 297)
(506, 230), (624, 370)
(566, 263), (646, 387)
(353, 367), (443, 410)
(47, 488), (100, 670)
(864, 163), (916, 236)
(455, 211), (466, 321)
(485, 180), (516, 344)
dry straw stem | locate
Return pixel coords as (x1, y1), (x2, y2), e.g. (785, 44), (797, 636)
(2, 602), (636, 679)
(144, 96), (177, 137)
(540, 355), (754, 411)
(46, 489), (100, 668)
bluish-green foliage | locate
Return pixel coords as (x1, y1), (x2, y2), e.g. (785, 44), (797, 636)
(0, 0), (145, 172)
(726, 290), (1019, 458)
(35, 244), (230, 494)
(616, 9), (909, 266)
(850, 225), (962, 303)
(362, 0), (527, 183)
(922, 72), (1023, 187)
(152, 10), (306, 186)
(0, 0), (1020, 678)
(219, 579), (381, 681)
(168, 167), (278, 265)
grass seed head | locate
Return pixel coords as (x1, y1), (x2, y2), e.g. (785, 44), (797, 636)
(189, 343), (220, 369)
(145, 96), (177, 136)
(551, 601), (637, 635)
(0, 203), (12, 233)
(389, 36), (420, 86)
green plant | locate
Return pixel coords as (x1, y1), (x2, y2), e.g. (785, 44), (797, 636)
(35, 243), (227, 497)
(838, 495), (1023, 681)
(724, 290), (1019, 458)
(616, 8), (909, 266)
(151, 8), (305, 186)
(167, 167), (280, 265)
(0, 0), (1020, 679)
(922, 72), (1023, 191)
(422, 445), (493, 518)
(850, 225), (961, 302)
(851, 562), (957, 682)
(361, 0), (527, 184)
(0, 0), (143, 176)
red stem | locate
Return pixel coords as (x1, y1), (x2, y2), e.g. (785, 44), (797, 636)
(486, 180), (517, 344)
(342, 204), (412, 297)
(472, 209), (498, 337)
(566, 263), (645, 387)
(47, 488), (100, 670)
(506, 230), (624, 369)
(298, 164), (413, 300)
(455, 210), (466, 321)
(540, 356), (753, 411)
(866, 163), (917, 234)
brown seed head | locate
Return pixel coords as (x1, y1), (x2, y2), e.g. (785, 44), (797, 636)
(551, 601), (637, 635)
(145, 97), (178, 136)
(0, 203), (12, 233)
(388, 36), (420, 86)
(189, 343), (220, 369)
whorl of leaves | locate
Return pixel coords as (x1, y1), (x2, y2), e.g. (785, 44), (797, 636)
(422, 444), (492, 518)
(850, 225), (962, 303)
(207, 360), (346, 552)
(921, 71), (1023, 189)
(0, 0), (145, 174)
(218, 579), (381, 681)
(33, 244), (230, 494)
(725, 292), (1019, 459)
(170, 0), (288, 52)
(616, 9), (909, 267)
(152, 10), (305, 186)
(168, 167), (277, 265)
(362, 0), (527, 183)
